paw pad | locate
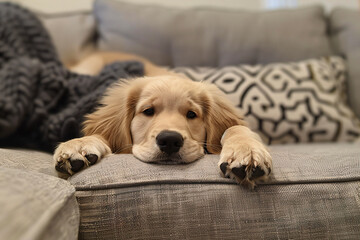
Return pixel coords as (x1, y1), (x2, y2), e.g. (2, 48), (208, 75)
(55, 164), (67, 173)
(70, 159), (84, 172)
(250, 166), (265, 180)
(86, 154), (98, 165)
(231, 165), (247, 179)
(220, 162), (228, 176)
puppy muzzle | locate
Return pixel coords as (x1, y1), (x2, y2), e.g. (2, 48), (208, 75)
(156, 130), (184, 155)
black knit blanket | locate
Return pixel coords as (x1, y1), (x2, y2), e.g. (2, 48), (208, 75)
(0, 3), (144, 152)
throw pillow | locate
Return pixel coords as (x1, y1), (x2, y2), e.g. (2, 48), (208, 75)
(173, 56), (360, 144)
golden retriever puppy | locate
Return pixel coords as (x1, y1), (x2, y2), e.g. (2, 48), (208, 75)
(54, 73), (272, 188)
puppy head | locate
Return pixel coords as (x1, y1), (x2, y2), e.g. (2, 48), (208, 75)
(130, 76), (207, 163)
(83, 75), (245, 163)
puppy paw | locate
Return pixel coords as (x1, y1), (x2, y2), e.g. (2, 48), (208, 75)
(218, 141), (272, 189)
(54, 136), (111, 175)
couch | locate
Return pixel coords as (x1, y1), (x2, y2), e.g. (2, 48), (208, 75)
(1, 0), (360, 239)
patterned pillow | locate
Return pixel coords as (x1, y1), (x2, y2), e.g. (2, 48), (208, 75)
(173, 57), (360, 144)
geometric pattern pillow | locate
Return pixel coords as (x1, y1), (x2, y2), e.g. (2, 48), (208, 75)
(173, 57), (360, 144)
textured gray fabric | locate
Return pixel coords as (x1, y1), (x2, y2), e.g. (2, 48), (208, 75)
(94, 0), (332, 67)
(70, 143), (360, 239)
(330, 8), (360, 118)
(0, 148), (57, 177)
(76, 182), (360, 240)
(70, 143), (360, 189)
(0, 168), (79, 240)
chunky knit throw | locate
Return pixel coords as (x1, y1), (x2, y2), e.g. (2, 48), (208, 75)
(0, 3), (144, 152)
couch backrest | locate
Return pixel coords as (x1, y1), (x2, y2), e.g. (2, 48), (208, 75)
(329, 8), (360, 117)
(94, 0), (332, 67)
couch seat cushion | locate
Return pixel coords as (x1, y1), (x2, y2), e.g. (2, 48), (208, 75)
(0, 167), (79, 240)
(70, 143), (360, 188)
(69, 143), (360, 239)
(0, 148), (57, 177)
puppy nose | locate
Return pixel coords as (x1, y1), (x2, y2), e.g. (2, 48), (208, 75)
(156, 130), (184, 155)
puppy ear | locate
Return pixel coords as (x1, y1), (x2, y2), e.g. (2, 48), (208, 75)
(82, 78), (144, 153)
(202, 83), (246, 154)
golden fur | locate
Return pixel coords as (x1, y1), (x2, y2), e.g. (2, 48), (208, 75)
(54, 52), (272, 188)
(83, 75), (245, 160)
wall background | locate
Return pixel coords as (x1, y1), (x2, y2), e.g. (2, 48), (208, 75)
(2, 0), (359, 15)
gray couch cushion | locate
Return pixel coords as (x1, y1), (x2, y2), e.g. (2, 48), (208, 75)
(0, 168), (79, 240)
(70, 143), (360, 239)
(0, 148), (57, 177)
(94, 0), (332, 67)
(39, 13), (96, 66)
(330, 8), (360, 118)
(76, 182), (359, 240)
(70, 143), (360, 187)
(22, 0), (96, 66)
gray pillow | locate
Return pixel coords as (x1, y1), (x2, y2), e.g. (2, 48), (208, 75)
(330, 8), (360, 118)
(94, 0), (332, 67)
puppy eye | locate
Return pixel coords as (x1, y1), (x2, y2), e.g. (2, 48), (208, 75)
(186, 110), (197, 119)
(143, 107), (155, 116)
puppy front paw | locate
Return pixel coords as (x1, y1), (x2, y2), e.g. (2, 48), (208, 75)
(54, 136), (111, 175)
(218, 141), (272, 189)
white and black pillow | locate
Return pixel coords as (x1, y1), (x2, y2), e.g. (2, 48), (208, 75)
(173, 57), (360, 144)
